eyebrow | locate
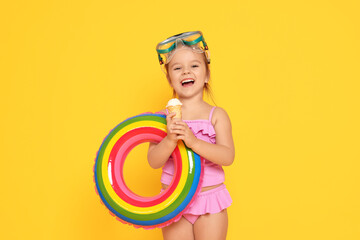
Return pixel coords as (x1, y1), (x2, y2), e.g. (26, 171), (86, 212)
(169, 60), (202, 68)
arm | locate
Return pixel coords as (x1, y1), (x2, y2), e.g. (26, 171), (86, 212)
(147, 112), (178, 169)
(173, 107), (235, 166)
(147, 137), (177, 169)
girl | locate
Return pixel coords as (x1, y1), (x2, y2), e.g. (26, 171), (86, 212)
(148, 31), (235, 240)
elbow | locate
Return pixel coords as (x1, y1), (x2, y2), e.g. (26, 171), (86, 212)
(147, 154), (157, 169)
(223, 150), (235, 166)
(147, 154), (163, 169)
(148, 160), (156, 169)
(148, 160), (161, 169)
(223, 158), (234, 166)
(150, 163), (162, 170)
(147, 158), (161, 169)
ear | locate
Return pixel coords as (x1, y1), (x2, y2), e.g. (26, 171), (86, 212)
(205, 70), (210, 83)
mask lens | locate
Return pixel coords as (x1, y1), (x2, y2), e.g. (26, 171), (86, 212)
(182, 32), (203, 46)
(157, 41), (175, 53)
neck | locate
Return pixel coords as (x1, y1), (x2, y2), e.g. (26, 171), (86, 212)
(178, 94), (206, 111)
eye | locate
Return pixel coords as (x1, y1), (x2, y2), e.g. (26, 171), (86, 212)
(192, 65), (199, 68)
(173, 67), (181, 70)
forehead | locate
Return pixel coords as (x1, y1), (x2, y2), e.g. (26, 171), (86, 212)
(168, 47), (204, 64)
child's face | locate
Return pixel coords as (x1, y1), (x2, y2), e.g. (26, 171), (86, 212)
(166, 47), (209, 99)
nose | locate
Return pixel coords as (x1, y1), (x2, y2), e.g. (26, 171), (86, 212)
(182, 66), (191, 75)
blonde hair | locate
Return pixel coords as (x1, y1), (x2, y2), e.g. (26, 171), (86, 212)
(164, 50), (217, 105)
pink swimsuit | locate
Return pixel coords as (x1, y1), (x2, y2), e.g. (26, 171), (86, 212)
(158, 106), (232, 225)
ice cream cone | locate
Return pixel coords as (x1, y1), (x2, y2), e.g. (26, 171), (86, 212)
(167, 105), (182, 119)
(166, 98), (182, 119)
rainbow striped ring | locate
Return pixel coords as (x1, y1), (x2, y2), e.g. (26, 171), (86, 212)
(94, 113), (204, 229)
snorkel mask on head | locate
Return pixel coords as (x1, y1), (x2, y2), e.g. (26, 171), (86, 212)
(156, 31), (210, 73)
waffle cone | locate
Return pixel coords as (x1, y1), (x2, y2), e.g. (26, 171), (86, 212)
(167, 105), (182, 119)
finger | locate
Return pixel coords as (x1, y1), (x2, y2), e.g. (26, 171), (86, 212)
(166, 112), (176, 121)
(174, 121), (186, 126)
(169, 112), (177, 118)
(171, 125), (185, 130)
(170, 129), (185, 135)
(171, 128), (185, 134)
(172, 118), (182, 124)
(174, 122), (189, 131)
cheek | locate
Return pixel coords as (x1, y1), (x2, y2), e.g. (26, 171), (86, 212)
(196, 68), (207, 78)
(168, 75), (178, 87)
(169, 72), (180, 81)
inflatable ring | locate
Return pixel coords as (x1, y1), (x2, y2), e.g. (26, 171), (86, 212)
(93, 113), (204, 229)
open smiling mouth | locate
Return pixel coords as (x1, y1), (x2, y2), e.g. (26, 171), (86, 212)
(181, 79), (195, 87)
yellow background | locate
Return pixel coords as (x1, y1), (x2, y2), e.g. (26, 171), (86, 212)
(1, 0), (359, 239)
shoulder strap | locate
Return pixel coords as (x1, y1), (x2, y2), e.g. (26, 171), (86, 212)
(208, 106), (216, 121)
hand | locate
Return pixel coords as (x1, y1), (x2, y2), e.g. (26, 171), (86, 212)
(166, 112), (179, 144)
(169, 120), (199, 149)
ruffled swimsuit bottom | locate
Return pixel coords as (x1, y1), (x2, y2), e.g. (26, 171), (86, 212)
(161, 184), (232, 224)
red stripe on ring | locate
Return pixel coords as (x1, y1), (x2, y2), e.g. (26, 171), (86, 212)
(108, 127), (182, 207)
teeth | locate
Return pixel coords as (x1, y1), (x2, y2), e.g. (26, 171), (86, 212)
(181, 79), (195, 85)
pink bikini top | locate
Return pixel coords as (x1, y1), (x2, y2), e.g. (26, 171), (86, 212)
(157, 106), (225, 188)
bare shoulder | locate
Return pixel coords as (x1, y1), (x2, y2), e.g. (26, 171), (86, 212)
(211, 106), (232, 127)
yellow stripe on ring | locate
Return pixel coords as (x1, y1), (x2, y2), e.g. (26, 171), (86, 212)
(100, 120), (189, 214)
